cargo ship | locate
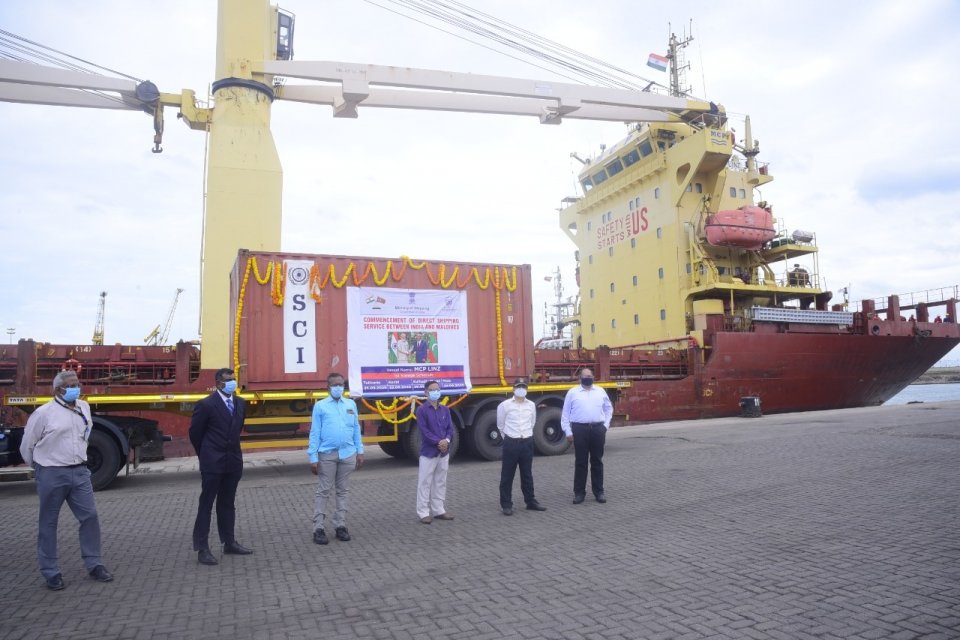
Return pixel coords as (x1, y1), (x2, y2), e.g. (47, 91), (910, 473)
(533, 33), (960, 420)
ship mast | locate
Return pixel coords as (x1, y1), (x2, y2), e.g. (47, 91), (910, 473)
(666, 25), (694, 97)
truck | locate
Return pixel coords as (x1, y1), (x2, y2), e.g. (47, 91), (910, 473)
(0, 250), (622, 490)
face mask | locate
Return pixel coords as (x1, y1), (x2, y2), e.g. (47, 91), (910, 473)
(580, 377), (594, 387)
(329, 385), (344, 399)
(428, 390), (442, 402)
(222, 380), (238, 395)
(514, 388), (527, 398)
(62, 387), (81, 403)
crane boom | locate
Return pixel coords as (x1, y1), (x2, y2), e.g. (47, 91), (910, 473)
(92, 291), (107, 346)
(159, 288), (185, 345)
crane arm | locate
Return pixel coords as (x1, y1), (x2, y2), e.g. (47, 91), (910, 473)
(261, 60), (716, 123)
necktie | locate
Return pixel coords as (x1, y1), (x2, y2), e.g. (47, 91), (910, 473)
(226, 397), (234, 415)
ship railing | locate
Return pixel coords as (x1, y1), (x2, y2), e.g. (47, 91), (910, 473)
(865, 285), (959, 313)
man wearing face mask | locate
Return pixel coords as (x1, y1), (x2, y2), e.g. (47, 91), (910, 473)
(560, 368), (614, 504)
(415, 380), (455, 524)
(496, 379), (546, 516)
(308, 372), (364, 545)
(189, 368), (252, 565)
(20, 370), (114, 590)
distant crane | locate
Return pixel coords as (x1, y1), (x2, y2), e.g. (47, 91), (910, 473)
(144, 288), (184, 346)
(92, 291), (107, 345)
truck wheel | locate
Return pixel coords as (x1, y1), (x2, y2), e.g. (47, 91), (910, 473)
(533, 407), (570, 456)
(469, 411), (502, 461)
(86, 430), (122, 491)
(377, 422), (405, 458)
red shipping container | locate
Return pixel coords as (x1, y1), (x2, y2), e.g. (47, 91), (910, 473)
(229, 250), (535, 393)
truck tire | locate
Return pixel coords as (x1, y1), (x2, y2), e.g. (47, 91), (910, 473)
(533, 406), (570, 456)
(377, 422), (405, 458)
(87, 429), (122, 491)
(402, 421), (460, 462)
(469, 411), (502, 461)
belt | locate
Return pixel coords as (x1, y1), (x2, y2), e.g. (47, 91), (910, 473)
(64, 463), (87, 468)
(503, 435), (532, 441)
(571, 422), (603, 427)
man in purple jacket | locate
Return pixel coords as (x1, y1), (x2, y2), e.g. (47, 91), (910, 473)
(414, 380), (455, 524)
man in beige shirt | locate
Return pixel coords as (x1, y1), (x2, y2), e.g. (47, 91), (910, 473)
(496, 379), (546, 515)
(20, 370), (114, 590)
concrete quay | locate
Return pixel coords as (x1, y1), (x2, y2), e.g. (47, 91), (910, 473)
(1, 401), (958, 640)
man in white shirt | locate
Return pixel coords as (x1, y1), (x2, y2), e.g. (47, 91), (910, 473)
(496, 379), (546, 515)
(19, 370), (114, 591)
(560, 368), (614, 504)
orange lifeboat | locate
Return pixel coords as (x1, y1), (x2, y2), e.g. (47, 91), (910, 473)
(704, 206), (776, 250)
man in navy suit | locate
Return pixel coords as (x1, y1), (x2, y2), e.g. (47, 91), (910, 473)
(189, 368), (253, 565)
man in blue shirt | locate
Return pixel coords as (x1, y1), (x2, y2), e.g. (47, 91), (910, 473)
(560, 368), (614, 504)
(308, 372), (364, 545)
(414, 380), (455, 524)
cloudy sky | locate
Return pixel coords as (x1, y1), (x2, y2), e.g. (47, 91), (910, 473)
(1, 0), (958, 365)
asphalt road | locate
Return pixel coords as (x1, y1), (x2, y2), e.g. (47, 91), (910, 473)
(2, 401), (959, 640)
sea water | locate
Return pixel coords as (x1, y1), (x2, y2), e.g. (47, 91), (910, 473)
(884, 382), (960, 405)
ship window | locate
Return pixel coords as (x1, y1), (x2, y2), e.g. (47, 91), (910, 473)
(588, 255), (593, 264)
(658, 268), (664, 279)
(729, 187), (737, 197)
(609, 282), (615, 292)
(581, 179), (593, 192)
(630, 238), (636, 249)
(587, 221), (592, 231)
(634, 314), (639, 324)
(638, 139), (653, 157)
(623, 149), (640, 167)
(686, 263), (691, 274)
(695, 183), (703, 193)
(657, 227), (662, 239)
(629, 200), (634, 211)
(611, 319), (617, 328)
(608, 247), (614, 257)
(589, 289), (594, 299)
(685, 184), (692, 192)
(591, 323), (596, 333)
(632, 275), (638, 286)
(654, 187), (661, 199)
(592, 170), (608, 185)
(606, 159), (624, 176)
(657, 141), (666, 151)
(739, 188), (746, 198)
(660, 309), (666, 320)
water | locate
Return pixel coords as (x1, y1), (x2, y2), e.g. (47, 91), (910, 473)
(884, 382), (960, 405)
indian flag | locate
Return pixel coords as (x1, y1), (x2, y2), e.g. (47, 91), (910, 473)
(647, 53), (668, 72)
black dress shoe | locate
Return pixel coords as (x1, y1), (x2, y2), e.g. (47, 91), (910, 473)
(526, 502), (547, 511)
(89, 565), (114, 582)
(223, 542), (253, 555)
(335, 527), (351, 542)
(313, 529), (329, 545)
(46, 574), (66, 591)
(198, 549), (218, 565)
(573, 493), (585, 504)
(595, 492), (607, 503)
(502, 507), (514, 516)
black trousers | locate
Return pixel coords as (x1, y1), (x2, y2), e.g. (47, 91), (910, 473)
(499, 436), (536, 508)
(571, 422), (606, 496)
(193, 469), (242, 551)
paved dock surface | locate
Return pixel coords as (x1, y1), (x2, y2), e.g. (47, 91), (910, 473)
(2, 402), (959, 640)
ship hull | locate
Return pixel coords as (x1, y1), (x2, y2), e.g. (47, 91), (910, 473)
(616, 331), (960, 422)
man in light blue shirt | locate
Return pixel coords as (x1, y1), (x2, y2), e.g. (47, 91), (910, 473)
(560, 368), (613, 504)
(308, 372), (364, 545)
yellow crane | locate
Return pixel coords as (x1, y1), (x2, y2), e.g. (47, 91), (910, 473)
(91, 291), (106, 345)
(144, 288), (184, 346)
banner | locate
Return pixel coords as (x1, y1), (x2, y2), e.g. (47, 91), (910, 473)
(282, 260), (317, 373)
(346, 287), (471, 397)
